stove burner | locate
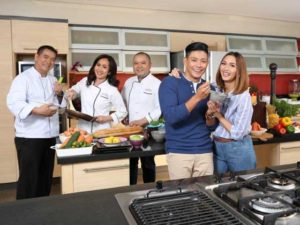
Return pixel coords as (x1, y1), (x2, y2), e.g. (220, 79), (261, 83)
(267, 177), (296, 190)
(249, 197), (292, 214)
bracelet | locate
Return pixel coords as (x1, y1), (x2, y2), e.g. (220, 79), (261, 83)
(205, 112), (215, 120)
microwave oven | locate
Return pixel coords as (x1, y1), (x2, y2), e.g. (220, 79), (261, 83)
(18, 61), (62, 79)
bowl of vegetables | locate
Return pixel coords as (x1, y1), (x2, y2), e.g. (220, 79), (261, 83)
(147, 118), (165, 129)
(129, 135), (144, 149)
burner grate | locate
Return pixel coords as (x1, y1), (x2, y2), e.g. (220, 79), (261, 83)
(130, 191), (246, 225)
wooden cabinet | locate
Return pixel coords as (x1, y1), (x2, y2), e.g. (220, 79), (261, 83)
(254, 141), (300, 168)
(279, 141), (300, 165)
(61, 159), (129, 194)
(0, 18), (69, 184)
(254, 144), (279, 169)
(0, 19), (18, 183)
(170, 32), (226, 52)
(12, 20), (69, 54)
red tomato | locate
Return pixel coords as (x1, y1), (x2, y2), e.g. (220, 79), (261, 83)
(252, 122), (261, 131)
(274, 123), (283, 131)
(278, 127), (286, 135)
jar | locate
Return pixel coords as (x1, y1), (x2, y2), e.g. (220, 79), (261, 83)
(288, 79), (300, 101)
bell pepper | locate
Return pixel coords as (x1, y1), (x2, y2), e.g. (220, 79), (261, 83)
(280, 117), (292, 127)
(286, 125), (295, 134)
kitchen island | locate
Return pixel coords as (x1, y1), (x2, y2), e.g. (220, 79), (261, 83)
(57, 141), (166, 194)
(1, 162), (300, 225)
(57, 133), (300, 194)
(0, 176), (214, 225)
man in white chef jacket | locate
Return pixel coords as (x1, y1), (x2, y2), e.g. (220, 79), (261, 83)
(7, 45), (65, 199)
(122, 52), (161, 185)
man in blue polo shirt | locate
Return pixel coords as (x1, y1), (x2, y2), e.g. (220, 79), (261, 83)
(159, 42), (217, 180)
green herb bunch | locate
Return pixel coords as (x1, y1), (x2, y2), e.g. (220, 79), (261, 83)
(274, 99), (299, 117)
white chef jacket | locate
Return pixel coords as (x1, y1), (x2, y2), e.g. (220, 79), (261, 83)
(71, 77), (127, 133)
(6, 67), (66, 138)
(122, 73), (161, 123)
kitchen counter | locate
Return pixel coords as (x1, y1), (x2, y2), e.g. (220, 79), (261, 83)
(57, 140), (165, 165)
(57, 133), (300, 165)
(0, 177), (214, 225)
(252, 132), (300, 145)
(57, 134), (300, 194)
(1, 163), (296, 225)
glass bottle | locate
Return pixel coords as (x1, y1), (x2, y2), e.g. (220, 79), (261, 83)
(288, 79), (300, 101)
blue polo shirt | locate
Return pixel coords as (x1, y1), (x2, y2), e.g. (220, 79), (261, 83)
(159, 74), (216, 154)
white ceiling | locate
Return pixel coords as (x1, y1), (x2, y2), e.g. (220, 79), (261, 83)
(46, 0), (300, 23)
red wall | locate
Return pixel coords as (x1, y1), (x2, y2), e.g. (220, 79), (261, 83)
(72, 72), (300, 95)
(70, 72), (167, 91)
(249, 74), (300, 95)
(116, 73), (167, 91)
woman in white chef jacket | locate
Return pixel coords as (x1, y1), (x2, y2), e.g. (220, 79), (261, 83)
(66, 54), (127, 133)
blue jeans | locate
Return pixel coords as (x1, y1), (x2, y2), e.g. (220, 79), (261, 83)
(213, 135), (256, 174)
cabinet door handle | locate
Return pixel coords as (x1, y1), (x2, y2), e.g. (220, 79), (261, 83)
(83, 164), (128, 173)
(280, 146), (298, 150)
(23, 47), (37, 50)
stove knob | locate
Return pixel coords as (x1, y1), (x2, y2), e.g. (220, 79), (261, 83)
(156, 180), (163, 190)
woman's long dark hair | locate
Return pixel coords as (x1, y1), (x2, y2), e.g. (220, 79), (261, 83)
(86, 54), (119, 87)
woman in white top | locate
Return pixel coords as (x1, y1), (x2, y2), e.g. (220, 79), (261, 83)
(67, 54), (127, 133)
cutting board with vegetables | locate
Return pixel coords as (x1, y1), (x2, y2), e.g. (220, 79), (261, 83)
(251, 132), (274, 141)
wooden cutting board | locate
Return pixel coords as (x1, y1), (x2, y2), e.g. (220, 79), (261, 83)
(251, 132), (273, 141)
(93, 126), (143, 138)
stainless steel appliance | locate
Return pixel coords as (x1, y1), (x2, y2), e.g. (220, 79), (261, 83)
(115, 182), (255, 225)
(18, 61), (62, 79)
(213, 163), (300, 225)
(115, 162), (300, 225)
(170, 51), (227, 83)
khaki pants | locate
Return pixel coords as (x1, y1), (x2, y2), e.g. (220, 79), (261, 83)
(167, 152), (213, 180)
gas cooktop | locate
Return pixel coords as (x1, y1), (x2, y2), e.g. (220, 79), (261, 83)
(213, 162), (300, 225)
(116, 183), (254, 225)
(115, 162), (300, 225)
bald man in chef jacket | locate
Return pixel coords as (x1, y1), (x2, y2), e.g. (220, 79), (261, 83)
(122, 52), (161, 185)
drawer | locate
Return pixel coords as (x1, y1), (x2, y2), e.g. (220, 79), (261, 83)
(73, 159), (129, 192)
(280, 142), (300, 165)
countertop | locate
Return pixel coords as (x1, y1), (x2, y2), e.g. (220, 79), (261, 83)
(57, 133), (300, 165)
(0, 177), (214, 225)
(0, 163), (294, 225)
(57, 140), (165, 164)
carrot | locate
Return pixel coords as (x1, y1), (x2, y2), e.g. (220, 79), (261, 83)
(77, 134), (85, 143)
(85, 135), (93, 144)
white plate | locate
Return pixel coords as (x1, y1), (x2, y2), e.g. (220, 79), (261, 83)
(52, 144), (94, 157)
(250, 128), (267, 136)
(98, 137), (127, 147)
